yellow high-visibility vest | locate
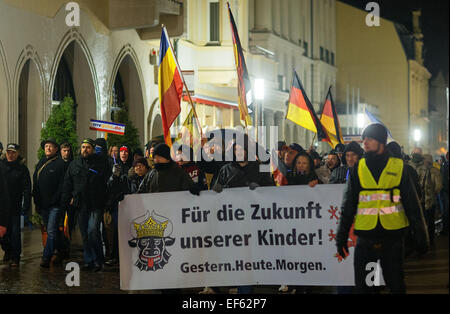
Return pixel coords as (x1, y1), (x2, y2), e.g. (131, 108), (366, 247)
(355, 157), (409, 231)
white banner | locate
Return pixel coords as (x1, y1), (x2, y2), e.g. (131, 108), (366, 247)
(118, 185), (359, 290)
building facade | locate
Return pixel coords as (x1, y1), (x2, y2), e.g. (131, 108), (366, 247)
(336, 2), (432, 154)
(0, 0), (337, 172)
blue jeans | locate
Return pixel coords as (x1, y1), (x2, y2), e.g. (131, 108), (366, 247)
(237, 286), (254, 294)
(78, 208), (104, 266)
(42, 207), (63, 260)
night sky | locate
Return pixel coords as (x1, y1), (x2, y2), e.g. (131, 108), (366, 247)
(340, 0), (449, 82)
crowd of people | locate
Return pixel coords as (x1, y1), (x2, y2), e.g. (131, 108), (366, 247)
(0, 122), (448, 294)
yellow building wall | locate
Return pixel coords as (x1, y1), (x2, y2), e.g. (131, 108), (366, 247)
(336, 1), (411, 151)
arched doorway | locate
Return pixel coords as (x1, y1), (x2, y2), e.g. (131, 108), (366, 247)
(111, 54), (145, 146)
(52, 41), (97, 141)
(151, 114), (163, 139)
(18, 59), (43, 168)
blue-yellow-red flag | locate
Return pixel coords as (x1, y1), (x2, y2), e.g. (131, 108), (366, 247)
(158, 27), (184, 146)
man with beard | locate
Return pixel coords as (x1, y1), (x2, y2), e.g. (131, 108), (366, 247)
(315, 151), (340, 184)
(61, 139), (109, 272)
(336, 123), (427, 293)
(33, 138), (67, 267)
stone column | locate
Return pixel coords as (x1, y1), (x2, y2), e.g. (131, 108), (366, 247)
(254, 0), (272, 32)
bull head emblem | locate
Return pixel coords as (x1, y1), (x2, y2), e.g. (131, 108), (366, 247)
(128, 211), (175, 271)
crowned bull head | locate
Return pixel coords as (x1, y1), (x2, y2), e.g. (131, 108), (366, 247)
(128, 211), (175, 271)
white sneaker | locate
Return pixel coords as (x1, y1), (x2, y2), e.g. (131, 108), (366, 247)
(199, 287), (216, 294)
(279, 285), (289, 292)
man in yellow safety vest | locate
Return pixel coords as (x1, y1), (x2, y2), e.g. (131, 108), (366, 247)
(336, 123), (428, 294)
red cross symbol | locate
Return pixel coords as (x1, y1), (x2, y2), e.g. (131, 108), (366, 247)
(328, 205), (340, 221)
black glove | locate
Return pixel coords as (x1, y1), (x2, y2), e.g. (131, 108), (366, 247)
(336, 240), (349, 259)
(213, 183), (223, 193)
(189, 185), (201, 196)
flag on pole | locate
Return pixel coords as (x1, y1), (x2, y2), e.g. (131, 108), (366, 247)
(271, 149), (289, 186)
(320, 87), (344, 148)
(227, 2), (253, 127)
(286, 70), (329, 141)
(175, 108), (202, 160)
(363, 107), (394, 141)
(158, 27), (184, 147)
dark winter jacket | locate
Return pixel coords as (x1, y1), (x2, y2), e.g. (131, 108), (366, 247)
(0, 157), (31, 216)
(329, 165), (348, 184)
(214, 161), (275, 189)
(0, 164), (11, 227)
(137, 161), (196, 194)
(108, 172), (147, 203)
(336, 150), (426, 242)
(61, 153), (109, 211)
(32, 155), (67, 212)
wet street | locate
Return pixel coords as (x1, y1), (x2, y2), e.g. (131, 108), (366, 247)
(0, 226), (448, 294)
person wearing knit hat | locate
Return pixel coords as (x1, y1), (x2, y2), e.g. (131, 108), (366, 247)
(81, 138), (96, 150)
(152, 143), (172, 162)
(361, 123), (388, 146)
(132, 157), (150, 170)
(336, 124), (428, 293)
(134, 143), (199, 202)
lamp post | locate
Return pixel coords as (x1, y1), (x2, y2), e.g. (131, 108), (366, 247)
(254, 79), (265, 141)
(414, 128), (421, 147)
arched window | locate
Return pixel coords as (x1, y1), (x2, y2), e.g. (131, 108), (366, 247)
(53, 56), (77, 124)
(111, 72), (126, 121)
(53, 57), (76, 103)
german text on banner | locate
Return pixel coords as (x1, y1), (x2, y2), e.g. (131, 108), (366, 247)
(89, 119), (125, 135)
(119, 185), (361, 290)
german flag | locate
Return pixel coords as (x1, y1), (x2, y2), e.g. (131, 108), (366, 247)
(286, 70), (328, 141)
(320, 87), (344, 148)
(158, 27), (184, 147)
(227, 2), (252, 126)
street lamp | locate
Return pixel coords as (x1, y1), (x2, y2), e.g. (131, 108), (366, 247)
(357, 113), (365, 130)
(254, 79), (265, 141)
(414, 129), (421, 144)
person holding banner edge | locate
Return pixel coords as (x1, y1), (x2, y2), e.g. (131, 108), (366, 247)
(336, 123), (428, 293)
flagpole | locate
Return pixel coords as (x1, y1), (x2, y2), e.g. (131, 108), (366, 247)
(162, 25), (204, 140)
